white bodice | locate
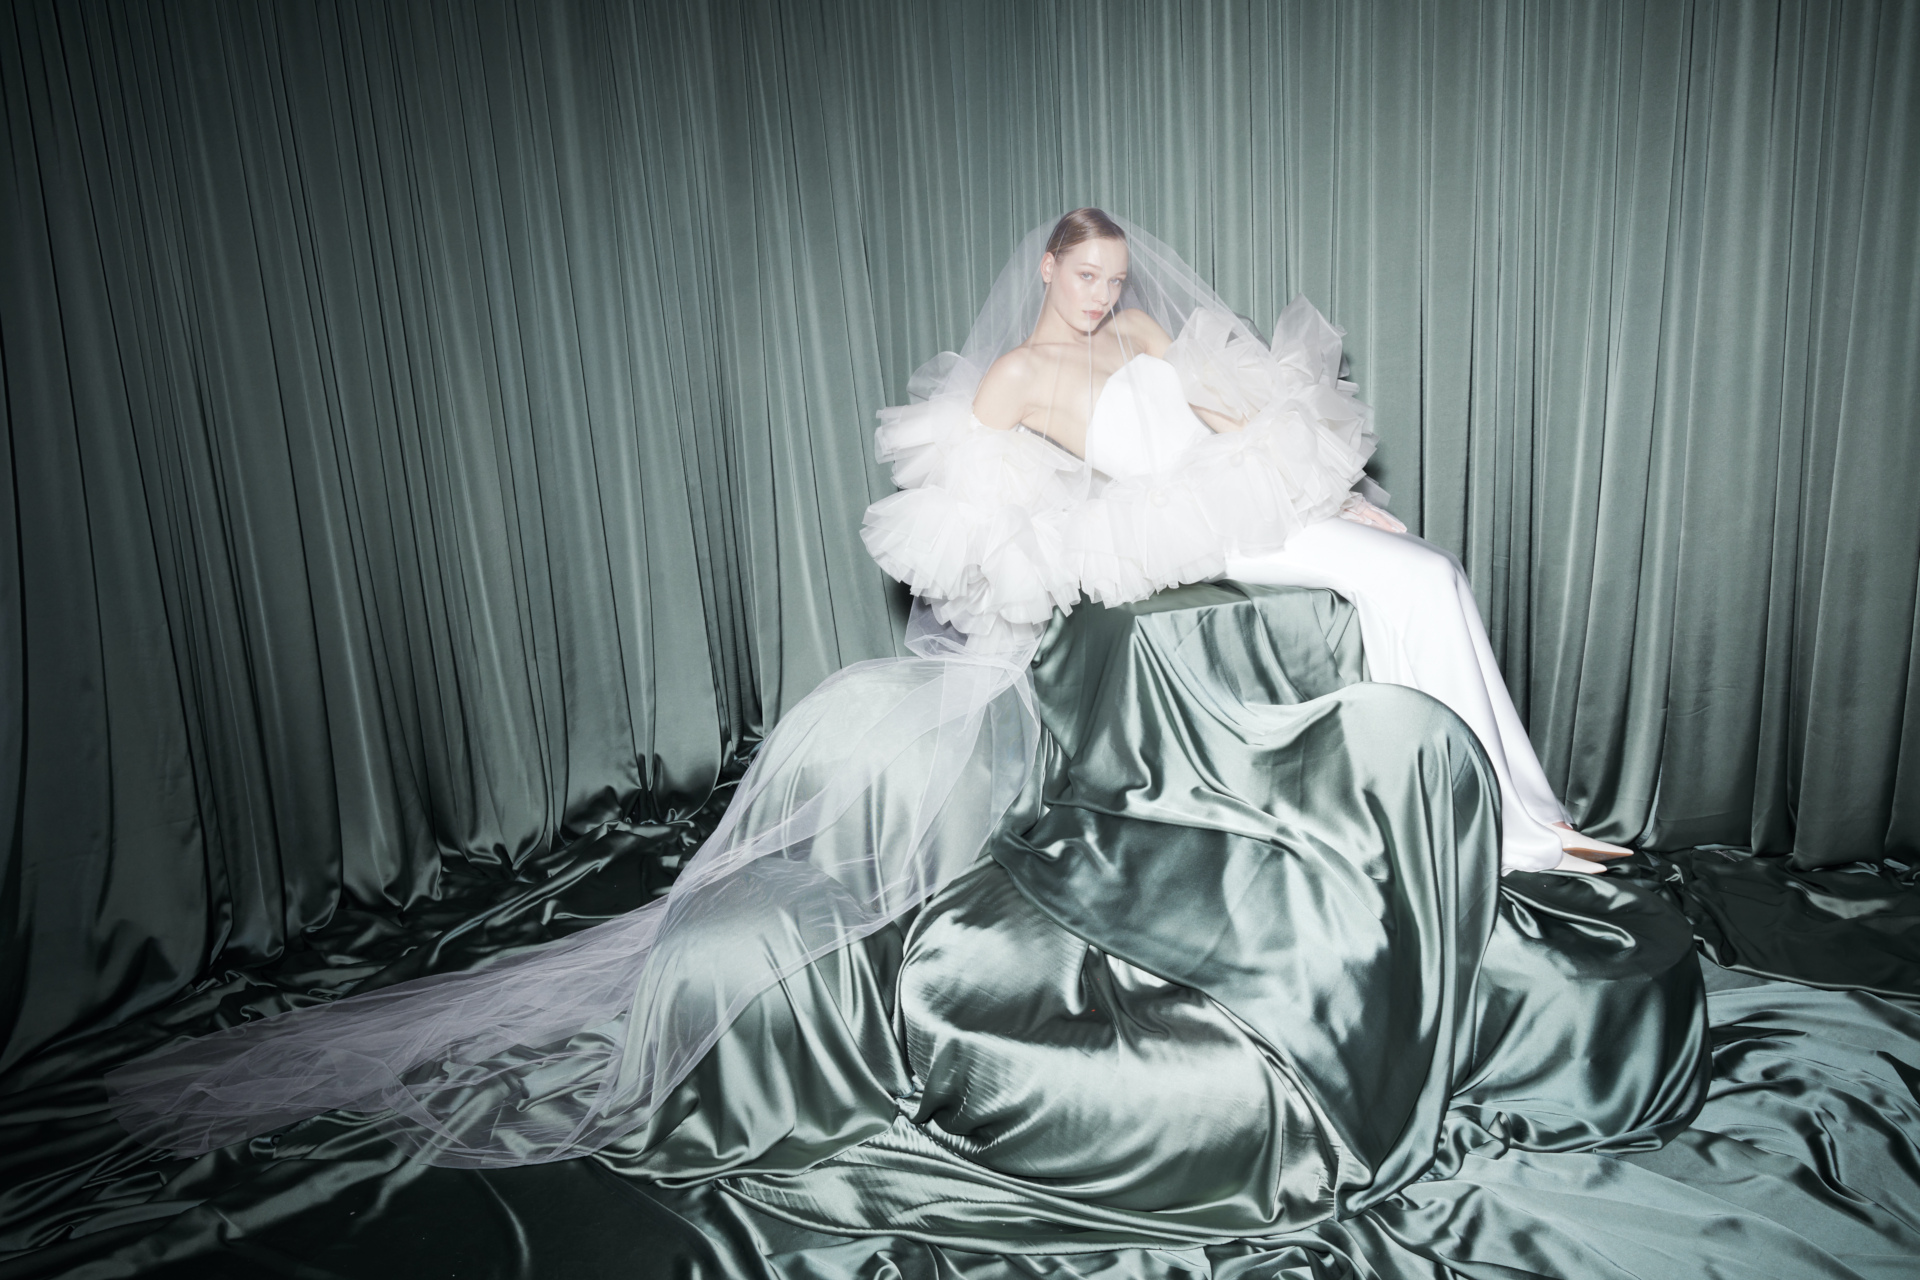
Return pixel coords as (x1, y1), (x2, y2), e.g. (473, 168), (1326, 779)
(1085, 354), (1213, 480)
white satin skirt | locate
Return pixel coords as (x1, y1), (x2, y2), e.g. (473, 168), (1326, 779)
(1227, 519), (1567, 872)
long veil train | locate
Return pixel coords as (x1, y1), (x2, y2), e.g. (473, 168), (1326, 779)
(108, 607), (1040, 1167)
(107, 215), (1367, 1167)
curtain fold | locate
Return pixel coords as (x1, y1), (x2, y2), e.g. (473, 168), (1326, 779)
(3, 0), (1917, 1066)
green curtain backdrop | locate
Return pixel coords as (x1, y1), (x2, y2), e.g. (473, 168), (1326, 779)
(3, 0), (1916, 1066)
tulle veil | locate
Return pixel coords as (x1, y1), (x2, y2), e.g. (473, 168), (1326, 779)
(106, 213), (1291, 1167)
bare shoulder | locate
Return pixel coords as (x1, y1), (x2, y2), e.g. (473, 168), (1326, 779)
(1115, 307), (1173, 355)
(982, 345), (1040, 386)
(972, 347), (1043, 430)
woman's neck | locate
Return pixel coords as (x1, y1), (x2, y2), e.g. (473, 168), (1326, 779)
(1028, 314), (1110, 350)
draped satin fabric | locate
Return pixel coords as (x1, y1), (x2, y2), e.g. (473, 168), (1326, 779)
(3, 586), (1916, 1275)
(694, 584), (1711, 1243)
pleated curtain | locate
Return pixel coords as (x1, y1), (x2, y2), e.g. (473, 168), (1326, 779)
(3, 0), (1916, 1064)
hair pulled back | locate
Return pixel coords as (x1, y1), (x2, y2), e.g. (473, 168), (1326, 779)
(1044, 207), (1126, 259)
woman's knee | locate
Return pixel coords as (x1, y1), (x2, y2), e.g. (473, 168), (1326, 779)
(1335, 525), (1465, 594)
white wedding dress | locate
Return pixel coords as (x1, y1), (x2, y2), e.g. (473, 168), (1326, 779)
(864, 301), (1568, 872)
(109, 225), (1570, 1176)
(1091, 352), (1568, 872)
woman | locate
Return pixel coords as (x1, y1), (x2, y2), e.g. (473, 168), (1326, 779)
(107, 211), (1698, 1236)
(865, 207), (1626, 874)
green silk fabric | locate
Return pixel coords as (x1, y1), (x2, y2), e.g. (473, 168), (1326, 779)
(5, 0), (1919, 1073)
(680, 584), (1707, 1244)
(5, 586), (1916, 1277)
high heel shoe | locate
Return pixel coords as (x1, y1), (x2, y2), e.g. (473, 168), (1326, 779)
(1553, 822), (1634, 860)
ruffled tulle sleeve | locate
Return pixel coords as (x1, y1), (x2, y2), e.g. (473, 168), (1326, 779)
(861, 396), (1085, 637)
(1070, 300), (1382, 606)
(1164, 299), (1379, 522)
(864, 298), (1387, 630)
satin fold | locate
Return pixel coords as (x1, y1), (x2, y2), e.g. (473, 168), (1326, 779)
(619, 584), (1708, 1248)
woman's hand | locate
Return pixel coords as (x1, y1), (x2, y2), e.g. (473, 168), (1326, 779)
(1191, 404), (1247, 434)
(1338, 494), (1407, 533)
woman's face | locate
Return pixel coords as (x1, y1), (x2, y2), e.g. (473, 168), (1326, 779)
(1041, 237), (1129, 334)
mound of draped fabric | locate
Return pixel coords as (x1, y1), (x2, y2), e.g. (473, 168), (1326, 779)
(4, 584), (1918, 1279)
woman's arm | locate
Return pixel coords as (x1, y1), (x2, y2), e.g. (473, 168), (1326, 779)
(971, 349), (1035, 431)
(1191, 404), (1247, 434)
(1120, 308), (1245, 434)
(1115, 307), (1172, 358)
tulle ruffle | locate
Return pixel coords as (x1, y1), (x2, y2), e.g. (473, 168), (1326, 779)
(1074, 302), (1377, 604)
(862, 399), (1085, 635)
(864, 297), (1382, 631)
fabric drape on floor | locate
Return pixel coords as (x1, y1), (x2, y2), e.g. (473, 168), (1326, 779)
(3, 0), (1916, 1064)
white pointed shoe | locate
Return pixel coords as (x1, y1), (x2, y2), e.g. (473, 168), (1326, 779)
(1553, 822), (1634, 860)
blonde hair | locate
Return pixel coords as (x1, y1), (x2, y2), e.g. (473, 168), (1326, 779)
(1043, 207), (1126, 260)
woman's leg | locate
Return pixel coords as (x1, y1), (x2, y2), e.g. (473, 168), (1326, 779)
(1226, 519), (1569, 873)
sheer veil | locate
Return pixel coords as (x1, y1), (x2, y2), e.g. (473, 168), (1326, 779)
(106, 213), (1336, 1168)
(915, 214), (1270, 405)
